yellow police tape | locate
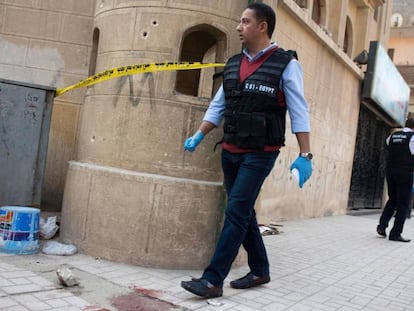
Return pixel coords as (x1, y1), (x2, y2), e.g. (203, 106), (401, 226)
(55, 62), (225, 97)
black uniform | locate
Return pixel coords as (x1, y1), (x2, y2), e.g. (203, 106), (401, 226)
(378, 130), (414, 239)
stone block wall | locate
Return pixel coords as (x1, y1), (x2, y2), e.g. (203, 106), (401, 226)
(0, 0), (96, 210)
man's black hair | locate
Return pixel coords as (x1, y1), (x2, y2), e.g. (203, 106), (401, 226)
(247, 2), (276, 39)
(405, 118), (414, 128)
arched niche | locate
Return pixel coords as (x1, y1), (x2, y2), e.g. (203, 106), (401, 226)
(343, 16), (353, 57)
(88, 28), (100, 76)
(175, 24), (226, 98)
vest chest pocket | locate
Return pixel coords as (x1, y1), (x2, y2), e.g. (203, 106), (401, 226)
(236, 112), (266, 149)
(266, 113), (284, 146)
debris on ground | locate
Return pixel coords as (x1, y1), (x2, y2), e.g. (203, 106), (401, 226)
(259, 223), (283, 236)
(56, 267), (80, 287)
(207, 299), (224, 307)
(39, 216), (59, 239)
(42, 240), (77, 255)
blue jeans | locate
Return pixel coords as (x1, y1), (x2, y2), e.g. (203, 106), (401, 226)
(202, 150), (279, 286)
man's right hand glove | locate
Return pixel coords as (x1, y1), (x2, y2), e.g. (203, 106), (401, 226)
(290, 156), (312, 188)
(184, 130), (204, 152)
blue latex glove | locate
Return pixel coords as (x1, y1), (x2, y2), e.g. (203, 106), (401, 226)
(184, 130), (204, 152)
(290, 156), (312, 188)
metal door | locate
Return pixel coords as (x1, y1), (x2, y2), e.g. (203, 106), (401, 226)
(348, 104), (389, 210)
(0, 79), (55, 207)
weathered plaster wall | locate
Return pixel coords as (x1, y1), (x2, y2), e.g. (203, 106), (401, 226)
(0, 0), (96, 210)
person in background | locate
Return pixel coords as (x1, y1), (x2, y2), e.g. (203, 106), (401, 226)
(407, 175), (414, 219)
(180, 2), (312, 298)
(377, 118), (414, 242)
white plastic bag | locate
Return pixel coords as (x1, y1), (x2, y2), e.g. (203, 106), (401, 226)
(39, 216), (59, 240)
(42, 241), (77, 256)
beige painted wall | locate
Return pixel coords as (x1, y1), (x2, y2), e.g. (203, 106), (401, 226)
(389, 33), (414, 113)
(255, 0), (364, 223)
(388, 2), (414, 112)
(389, 36), (414, 65)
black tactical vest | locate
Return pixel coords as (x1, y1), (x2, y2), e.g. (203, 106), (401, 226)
(387, 130), (414, 171)
(222, 48), (292, 149)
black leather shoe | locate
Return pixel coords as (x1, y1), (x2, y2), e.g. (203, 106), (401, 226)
(181, 278), (223, 298)
(376, 225), (386, 237)
(230, 272), (270, 289)
(389, 235), (411, 243)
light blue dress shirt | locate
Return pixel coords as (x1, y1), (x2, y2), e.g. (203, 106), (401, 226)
(203, 43), (311, 133)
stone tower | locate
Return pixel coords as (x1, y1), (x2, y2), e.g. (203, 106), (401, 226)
(60, 0), (246, 268)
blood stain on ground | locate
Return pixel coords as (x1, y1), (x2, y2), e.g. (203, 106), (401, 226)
(131, 286), (163, 298)
(112, 291), (180, 311)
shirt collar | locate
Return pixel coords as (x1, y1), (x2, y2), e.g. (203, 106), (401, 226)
(243, 43), (277, 62)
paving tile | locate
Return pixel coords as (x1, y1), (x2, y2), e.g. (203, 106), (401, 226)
(13, 294), (51, 311)
(0, 277), (14, 286)
(45, 307), (83, 311)
(2, 306), (30, 311)
(44, 298), (71, 308)
(62, 295), (90, 308)
(32, 289), (75, 300)
(9, 278), (32, 285)
(262, 302), (289, 310)
(2, 284), (43, 295)
(0, 296), (19, 308)
(1, 271), (37, 279)
(27, 276), (54, 287)
(1, 215), (414, 310)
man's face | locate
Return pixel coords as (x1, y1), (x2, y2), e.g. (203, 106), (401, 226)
(236, 8), (266, 46)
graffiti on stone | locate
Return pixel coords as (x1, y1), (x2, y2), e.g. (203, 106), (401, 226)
(112, 72), (155, 110)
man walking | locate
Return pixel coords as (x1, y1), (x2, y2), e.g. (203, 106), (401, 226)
(180, 3), (312, 298)
(377, 118), (414, 242)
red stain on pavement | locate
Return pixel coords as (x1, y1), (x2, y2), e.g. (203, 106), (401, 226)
(112, 291), (178, 311)
(131, 286), (164, 298)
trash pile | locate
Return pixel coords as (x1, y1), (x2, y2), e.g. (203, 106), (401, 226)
(39, 216), (77, 256)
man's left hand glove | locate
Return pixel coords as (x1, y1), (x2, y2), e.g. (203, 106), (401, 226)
(290, 156), (312, 188)
(184, 130), (204, 152)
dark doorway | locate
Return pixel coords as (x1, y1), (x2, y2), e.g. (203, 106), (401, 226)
(348, 104), (390, 210)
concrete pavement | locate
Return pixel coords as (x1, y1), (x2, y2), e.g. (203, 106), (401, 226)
(1, 212), (414, 311)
